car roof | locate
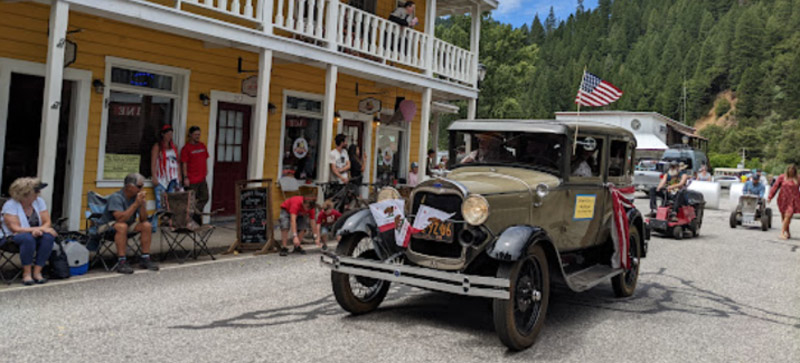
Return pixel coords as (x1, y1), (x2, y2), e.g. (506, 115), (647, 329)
(448, 119), (635, 139)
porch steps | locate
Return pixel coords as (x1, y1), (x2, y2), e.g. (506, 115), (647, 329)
(565, 264), (623, 292)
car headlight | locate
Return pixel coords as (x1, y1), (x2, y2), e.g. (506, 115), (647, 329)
(536, 183), (550, 198)
(377, 187), (401, 202)
(462, 194), (489, 226)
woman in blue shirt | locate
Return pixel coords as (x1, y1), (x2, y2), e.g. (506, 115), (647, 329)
(1, 178), (57, 285)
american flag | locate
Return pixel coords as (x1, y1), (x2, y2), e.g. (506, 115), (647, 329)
(575, 71), (623, 107)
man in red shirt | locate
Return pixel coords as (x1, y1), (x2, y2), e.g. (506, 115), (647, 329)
(181, 126), (209, 222)
(279, 193), (319, 256)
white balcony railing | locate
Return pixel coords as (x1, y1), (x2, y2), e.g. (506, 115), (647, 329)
(432, 38), (475, 85)
(178, 0), (264, 22)
(171, 0), (476, 86)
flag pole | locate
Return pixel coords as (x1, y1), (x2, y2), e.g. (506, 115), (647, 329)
(574, 66), (586, 155)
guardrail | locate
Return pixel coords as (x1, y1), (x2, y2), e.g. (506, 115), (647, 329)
(273, 0), (330, 42)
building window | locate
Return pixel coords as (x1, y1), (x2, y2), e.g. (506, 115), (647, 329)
(281, 94), (324, 180)
(99, 58), (188, 182)
(375, 115), (409, 185)
(349, 0), (377, 13)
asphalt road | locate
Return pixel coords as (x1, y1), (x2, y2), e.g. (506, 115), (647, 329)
(1, 194), (799, 363)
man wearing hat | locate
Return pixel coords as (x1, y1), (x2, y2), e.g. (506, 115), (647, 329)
(461, 132), (513, 164)
(408, 162), (420, 186)
(743, 172), (766, 198)
(649, 160), (690, 219)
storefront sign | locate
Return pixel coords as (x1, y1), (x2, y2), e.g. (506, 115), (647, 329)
(241, 76), (258, 97)
(358, 97), (381, 114)
(104, 153), (141, 180)
(286, 118), (308, 128)
(292, 137), (309, 158)
(111, 104), (142, 117)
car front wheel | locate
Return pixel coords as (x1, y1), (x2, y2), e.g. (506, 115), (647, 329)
(612, 226), (641, 297)
(331, 233), (391, 315)
(493, 244), (550, 351)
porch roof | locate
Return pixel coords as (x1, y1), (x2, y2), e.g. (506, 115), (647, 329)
(437, 0), (499, 16)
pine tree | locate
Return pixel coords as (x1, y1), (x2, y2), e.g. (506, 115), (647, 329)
(545, 7), (557, 35)
(529, 14), (545, 45)
(731, 6), (766, 84)
(577, 0), (585, 14)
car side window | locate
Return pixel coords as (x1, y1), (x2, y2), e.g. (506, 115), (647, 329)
(609, 140), (627, 177)
(571, 136), (604, 178)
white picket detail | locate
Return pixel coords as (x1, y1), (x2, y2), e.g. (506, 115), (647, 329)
(180, 0), (262, 22)
(273, 0), (328, 41)
(432, 38), (473, 84)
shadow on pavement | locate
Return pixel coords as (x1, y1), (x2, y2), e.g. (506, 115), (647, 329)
(172, 268), (800, 333)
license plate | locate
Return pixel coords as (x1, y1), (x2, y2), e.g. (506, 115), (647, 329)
(415, 219), (454, 243)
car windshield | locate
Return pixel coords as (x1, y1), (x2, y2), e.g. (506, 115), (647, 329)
(448, 131), (565, 175)
(636, 160), (658, 171)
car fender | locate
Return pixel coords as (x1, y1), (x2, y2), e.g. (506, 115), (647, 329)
(627, 208), (648, 258)
(486, 225), (556, 262)
(333, 208), (398, 260)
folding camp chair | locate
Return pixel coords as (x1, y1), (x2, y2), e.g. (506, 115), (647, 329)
(159, 191), (215, 263)
(85, 191), (142, 271)
(0, 197), (23, 284)
(278, 175), (301, 199)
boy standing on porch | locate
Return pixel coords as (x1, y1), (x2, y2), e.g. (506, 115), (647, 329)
(181, 126), (210, 222)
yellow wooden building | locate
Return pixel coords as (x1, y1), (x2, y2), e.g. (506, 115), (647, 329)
(0, 0), (494, 229)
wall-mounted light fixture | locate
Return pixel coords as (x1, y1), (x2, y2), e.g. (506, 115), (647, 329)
(334, 111), (342, 124)
(268, 102), (277, 115)
(373, 115), (381, 127)
(199, 93), (210, 106)
(92, 79), (105, 94)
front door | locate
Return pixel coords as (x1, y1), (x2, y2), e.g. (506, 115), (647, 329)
(561, 134), (608, 251)
(342, 120), (365, 153)
(1, 73), (73, 221)
(211, 102), (251, 215)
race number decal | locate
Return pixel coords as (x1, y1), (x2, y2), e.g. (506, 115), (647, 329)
(573, 194), (596, 220)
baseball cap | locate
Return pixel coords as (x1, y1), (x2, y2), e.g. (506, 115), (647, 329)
(411, 162), (419, 168)
(161, 124), (174, 133)
(34, 182), (48, 192)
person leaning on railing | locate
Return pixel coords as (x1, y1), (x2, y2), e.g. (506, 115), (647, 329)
(0, 178), (57, 285)
(388, 1), (418, 28)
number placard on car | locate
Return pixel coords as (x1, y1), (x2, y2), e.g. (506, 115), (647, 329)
(415, 219), (454, 243)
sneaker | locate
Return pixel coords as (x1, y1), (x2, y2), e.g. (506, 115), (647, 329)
(292, 246), (307, 255)
(321, 244), (328, 251)
(279, 247), (289, 257)
(139, 257), (160, 271)
(116, 260), (134, 274)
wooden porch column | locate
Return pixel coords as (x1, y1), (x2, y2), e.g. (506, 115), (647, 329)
(418, 88), (432, 175)
(424, 0), (437, 76)
(249, 49), (273, 180)
(469, 3), (482, 86)
(260, 0), (274, 34)
(37, 0), (69, 207)
(467, 98), (477, 119)
(325, 0), (340, 50)
(318, 65), (338, 183)
(431, 112), (440, 152)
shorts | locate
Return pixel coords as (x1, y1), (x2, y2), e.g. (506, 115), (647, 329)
(279, 209), (309, 231)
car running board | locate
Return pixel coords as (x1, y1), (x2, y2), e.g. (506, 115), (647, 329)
(564, 264), (623, 292)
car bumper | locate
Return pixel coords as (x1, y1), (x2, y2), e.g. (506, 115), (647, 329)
(320, 253), (511, 300)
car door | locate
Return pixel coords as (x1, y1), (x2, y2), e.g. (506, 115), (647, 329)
(560, 134), (607, 252)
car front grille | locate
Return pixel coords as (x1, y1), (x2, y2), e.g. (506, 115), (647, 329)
(409, 191), (464, 258)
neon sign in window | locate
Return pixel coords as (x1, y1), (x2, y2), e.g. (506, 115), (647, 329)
(111, 67), (173, 91)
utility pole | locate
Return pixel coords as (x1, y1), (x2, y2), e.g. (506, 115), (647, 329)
(740, 148), (746, 168)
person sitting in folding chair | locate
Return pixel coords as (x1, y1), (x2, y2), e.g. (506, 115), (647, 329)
(99, 173), (159, 274)
(0, 178), (57, 285)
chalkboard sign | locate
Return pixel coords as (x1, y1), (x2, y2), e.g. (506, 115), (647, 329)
(240, 188), (269, 243)
(227, 179), (276, 254)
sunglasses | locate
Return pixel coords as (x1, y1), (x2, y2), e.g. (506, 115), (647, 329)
(134, 184), (144, 189)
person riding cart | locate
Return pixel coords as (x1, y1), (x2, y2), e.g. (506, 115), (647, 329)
(731, 173), (772, 230)
(649, 161), (690, 221)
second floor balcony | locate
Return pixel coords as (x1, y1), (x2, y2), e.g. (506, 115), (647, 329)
(145, 0), (494, 88)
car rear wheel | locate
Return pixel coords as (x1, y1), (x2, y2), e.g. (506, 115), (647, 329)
(612, 227), (641, 297)
(493, 244), (550, 351)
(331, 233), (391, 315)
(729, 211), (738, 229)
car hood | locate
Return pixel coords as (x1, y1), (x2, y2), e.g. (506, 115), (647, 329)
(443, 166), (561, 195)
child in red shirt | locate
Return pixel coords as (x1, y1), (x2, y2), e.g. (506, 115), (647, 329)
(315, 200), (342, 248)
(279, 194), (318, 256)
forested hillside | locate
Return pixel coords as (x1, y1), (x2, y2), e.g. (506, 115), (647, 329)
(436, 0), (800, 173)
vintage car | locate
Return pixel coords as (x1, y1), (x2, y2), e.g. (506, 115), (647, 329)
(322, 120), (649, 350)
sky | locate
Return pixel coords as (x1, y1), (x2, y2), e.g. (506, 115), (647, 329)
(492, 0), (599, 28)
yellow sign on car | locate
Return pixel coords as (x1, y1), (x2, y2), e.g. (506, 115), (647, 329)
(573, 194), (596, 220)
